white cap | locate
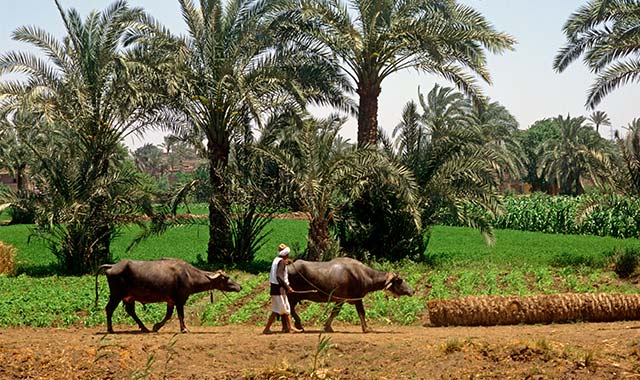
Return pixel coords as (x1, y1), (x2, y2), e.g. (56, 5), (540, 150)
(278, 243), (290, 257)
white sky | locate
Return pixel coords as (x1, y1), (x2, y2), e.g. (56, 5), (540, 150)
(2, 0), (639, 147)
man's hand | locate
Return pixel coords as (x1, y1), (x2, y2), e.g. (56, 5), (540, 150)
(287, 286), (295, 294)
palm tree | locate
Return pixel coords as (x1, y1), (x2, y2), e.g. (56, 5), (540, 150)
(587, 110), (612, 134)
(393, 85), (506, 241)
(470, 99), (526, 187)
(132, 143), (166, 179)
(612, 118), (640, 194)
(280, 0), (515, 146)
(0, 109), (38, 193)
(392, 101), (424, 162)
(555, 0), (640, 108)
(130, 0), (351, 264)
(537, 115), (612, 196)
(255, 113), (419, 261)
(0, 108), (47, 224)
(0, 1), (160, 273)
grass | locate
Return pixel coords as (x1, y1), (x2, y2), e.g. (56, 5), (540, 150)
(0, 218), (309, 275)
(1, 220), (640, 329)
(426, 225), (640, 268)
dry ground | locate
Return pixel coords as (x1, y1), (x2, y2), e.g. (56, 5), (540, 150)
(1, 321), (640, 379)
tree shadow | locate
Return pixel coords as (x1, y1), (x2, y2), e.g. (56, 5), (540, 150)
(15, 262), (61, 277)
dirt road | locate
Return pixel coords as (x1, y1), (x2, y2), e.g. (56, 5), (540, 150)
(1, 321), (640, 379)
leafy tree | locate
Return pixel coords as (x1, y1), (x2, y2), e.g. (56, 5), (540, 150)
(555, 0), (640, 107)
(0, 1), (161, 273)
(537, 114), (612, 196)
(279, 0), (516, 146)
(516, 118), (560, 192)
(131, 0), (350, 264)
(255, 113), (419, 261)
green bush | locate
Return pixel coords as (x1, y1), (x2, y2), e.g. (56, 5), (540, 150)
(607, 248), (640, 279)
(334, 180), (426, 262)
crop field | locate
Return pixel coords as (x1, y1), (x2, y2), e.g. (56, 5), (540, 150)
(2, 219), (640, 379)
(1, 220), (639, 329)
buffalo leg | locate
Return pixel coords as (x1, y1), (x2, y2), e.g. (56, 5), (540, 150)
(290, 299), (304, 331)
(354, 300), (369, 333)
(105, 296), (121, 333)
(323, 303), (344, 332)
(124, 301), (149, 332)
(177, 303), (189, 333)
(153, 304), (174, 332)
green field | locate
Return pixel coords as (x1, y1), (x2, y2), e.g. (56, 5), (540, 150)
(0, 220), (639, 329)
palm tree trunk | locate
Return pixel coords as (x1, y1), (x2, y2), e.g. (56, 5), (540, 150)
(308, 217), (331, 261)
(357, 84), (381, 147)
(207, 138), (233, 264)
(16, 164), (26, 191)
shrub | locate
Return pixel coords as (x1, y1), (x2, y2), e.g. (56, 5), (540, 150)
(0, 241), (16, 275)
(334, 180), (426, 262)
(607, 248), (640, 279)
(550, 251), (604, 268)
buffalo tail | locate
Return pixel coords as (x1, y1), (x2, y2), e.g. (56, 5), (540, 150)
(94, 264), (112, 308)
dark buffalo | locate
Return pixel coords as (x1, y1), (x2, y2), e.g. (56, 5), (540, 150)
(287, 257), (414, 332)
(95, 258), (241, 333)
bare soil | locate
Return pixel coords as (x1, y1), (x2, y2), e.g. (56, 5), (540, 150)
(1, 321), (640, 379)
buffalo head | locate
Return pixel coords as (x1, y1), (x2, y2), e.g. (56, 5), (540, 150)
(207, 271), (242, 292)
(384, 273), (413, 297)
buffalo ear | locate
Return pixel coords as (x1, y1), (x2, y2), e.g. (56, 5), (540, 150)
(384, 273), (395, 290)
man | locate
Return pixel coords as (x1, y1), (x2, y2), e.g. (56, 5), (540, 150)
(263, 243), (302, 334)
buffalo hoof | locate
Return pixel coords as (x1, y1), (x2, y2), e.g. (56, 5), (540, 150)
(180, 328), (190, 333)
(323, 326), (334, 333)
(152, 324), (163, 332)
(140, 326), (150, 333)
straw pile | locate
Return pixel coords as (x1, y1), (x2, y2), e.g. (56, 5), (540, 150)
(428, 293), (640, 327)
(0, 241), (16, 275)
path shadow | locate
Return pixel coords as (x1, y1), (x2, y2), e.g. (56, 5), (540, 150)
(293, 328), (399, 335)
(95, 330), (231, 336)
(15, 263), (61, 277)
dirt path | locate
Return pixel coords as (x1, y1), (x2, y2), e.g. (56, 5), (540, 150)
(1, 321), (640, 379)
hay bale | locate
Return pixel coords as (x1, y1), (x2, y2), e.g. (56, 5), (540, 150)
(428, 293), (640, 327)
(0, 241), (16, 275)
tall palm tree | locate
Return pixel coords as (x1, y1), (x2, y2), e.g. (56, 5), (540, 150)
(537, 115), (611, 196)
(255, 113), (419, 261)
(587, 110), (612, 134)
(0, 1), (160, 273)
(555, 0), (640, 108)
(130, 0), (351, 264)
(280, 0), (515, 146)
